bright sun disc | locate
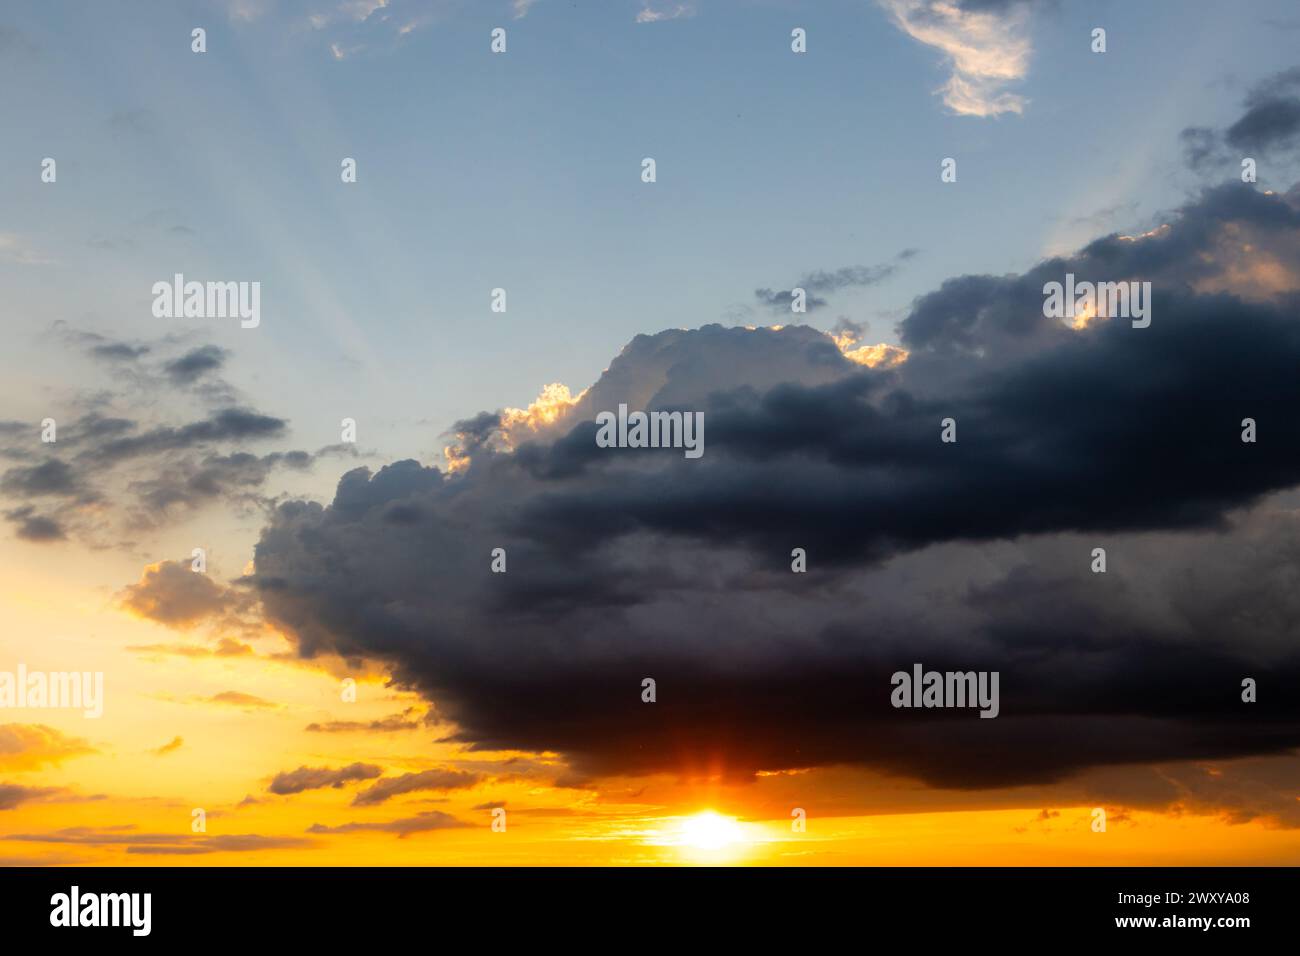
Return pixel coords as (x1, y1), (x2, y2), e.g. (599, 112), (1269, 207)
(679, 811), (743, 851)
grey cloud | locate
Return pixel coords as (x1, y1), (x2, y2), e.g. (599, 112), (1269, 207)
(0, 783), (62, 810)
(1183, 67), (1300, 170)
(307, 810), (469, 837)
(250, 180), (1300, 796)
(268, 763), (384, 795)
(755, 250), (916, 312)
(351, 768), (481, 806)
(3, 507), (66, 542)
(163, 345), (229, 384)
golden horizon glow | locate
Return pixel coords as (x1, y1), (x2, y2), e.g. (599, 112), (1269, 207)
(4, 549), (1300, 866)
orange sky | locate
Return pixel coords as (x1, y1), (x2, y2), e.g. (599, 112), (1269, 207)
(3, 540), (1299, 866)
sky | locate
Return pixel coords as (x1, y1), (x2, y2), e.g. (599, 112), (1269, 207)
(2, 0), (1300, 865)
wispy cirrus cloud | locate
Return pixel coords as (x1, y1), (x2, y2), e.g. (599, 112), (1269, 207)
(878, 0), (1033, 116)
(0, 233), (53, 266)
(636, 2), (695, 24)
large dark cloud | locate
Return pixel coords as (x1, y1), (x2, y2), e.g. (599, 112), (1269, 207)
(250, 182), (1300, 794)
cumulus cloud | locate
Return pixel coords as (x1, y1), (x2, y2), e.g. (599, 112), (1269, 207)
(247, 178), (1300, 800)
(118, 559), (244, 628)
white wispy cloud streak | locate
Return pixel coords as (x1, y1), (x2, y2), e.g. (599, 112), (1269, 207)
(878, 0), (1032, 117)
(636, 2), (695, 24)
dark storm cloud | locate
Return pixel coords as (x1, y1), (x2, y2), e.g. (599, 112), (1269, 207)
(250, 181), (1300, 793)
(267, 763), (383, 796)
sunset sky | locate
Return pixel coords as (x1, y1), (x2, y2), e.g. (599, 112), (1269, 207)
(3, 0), (1300, 866)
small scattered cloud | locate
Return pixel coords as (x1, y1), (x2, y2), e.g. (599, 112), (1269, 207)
(755, 249), (918, 312)
(163, 345), (229, 385)
(305, 707), (425, 733)
(636, 2), (695, 24)
(0, 725), (96, 771)
(118, 559), (242, 629)
(3, 507), (66, 542)
(0, 783), (64, 810)
(268, 763), (384, 796)
(351, 768), (481, 806)
(0, 233), (54, 266)
(1183, 68), (1300, 172)
(151, 736), (184, 756)
(307, 809), (470, 837)
(203, 691), (278, 710)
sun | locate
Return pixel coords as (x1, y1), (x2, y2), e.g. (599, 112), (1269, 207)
(679, 811), (744, 851)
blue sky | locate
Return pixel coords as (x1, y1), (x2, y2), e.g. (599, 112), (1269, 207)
(3, 0), (1300, 469)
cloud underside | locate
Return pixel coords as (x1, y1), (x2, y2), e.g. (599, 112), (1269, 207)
(240, 179), (1300, 798)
